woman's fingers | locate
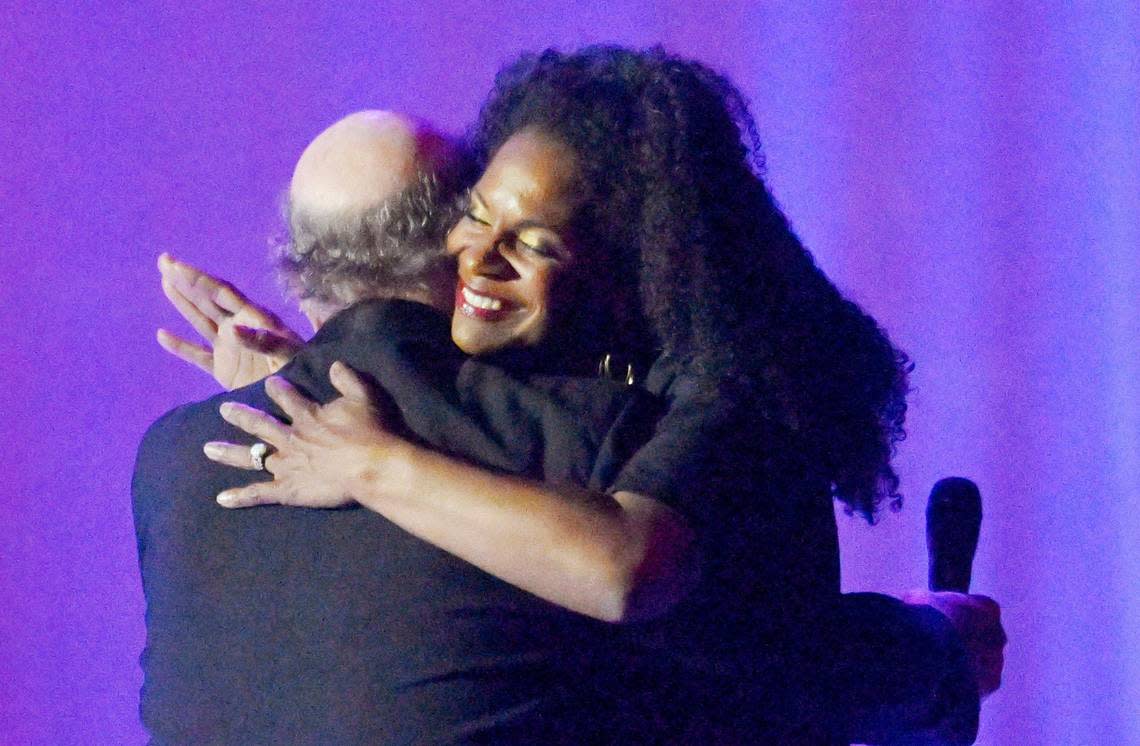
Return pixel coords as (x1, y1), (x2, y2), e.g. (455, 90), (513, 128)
(159, 254), (265, 344)
(156, 329), (214, 374)
(203, 440), (269, 470)
(161, 275), (220, 342)
(216, 482), (281, 509)
(202, 275), (250, 316)
(264, 376), (317, 422)
(159, 254), (304, 344)
(329, 361), (372, 402)
(159, 253), (247, 318)
(219, 401), (291, 444)
(233, 302), (296, 334)
(234, 325), (304, 356)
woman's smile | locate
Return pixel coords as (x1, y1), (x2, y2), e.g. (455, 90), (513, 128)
(456, 280), (513, 319)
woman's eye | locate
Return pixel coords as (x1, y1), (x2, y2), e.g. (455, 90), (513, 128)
(464, 209), (491, 226)
(518, 238), (557, 259)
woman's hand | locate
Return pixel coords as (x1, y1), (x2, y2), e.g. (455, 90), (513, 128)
(902, 589), (1007, 699)
(205, 362), (403, 509)
(157, 253), (305, 390)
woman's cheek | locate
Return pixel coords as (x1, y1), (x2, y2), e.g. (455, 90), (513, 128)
(444, 226), (469, 257)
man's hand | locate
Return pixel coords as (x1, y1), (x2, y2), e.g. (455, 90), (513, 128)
(902, 589), (1007, 699)
(156, 253), (305, 390)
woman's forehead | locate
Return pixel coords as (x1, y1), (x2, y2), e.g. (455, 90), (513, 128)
(477, 131), (580, 222)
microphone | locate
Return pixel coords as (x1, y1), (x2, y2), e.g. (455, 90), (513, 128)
(926, 477), (982, 593)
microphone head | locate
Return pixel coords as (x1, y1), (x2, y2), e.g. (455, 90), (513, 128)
(926, 477), (982, 593)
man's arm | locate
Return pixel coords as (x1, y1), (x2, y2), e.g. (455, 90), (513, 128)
(132, 395), (274, 740)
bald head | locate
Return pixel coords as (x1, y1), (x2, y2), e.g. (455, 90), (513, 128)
(290, 110), (455, 218)
(276, 111), (473, 327)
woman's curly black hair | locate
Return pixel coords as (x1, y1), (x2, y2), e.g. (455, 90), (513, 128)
(472, 46), (911, 521)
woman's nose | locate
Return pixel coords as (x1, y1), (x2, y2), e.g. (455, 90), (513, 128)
(461, 238), (514, 279)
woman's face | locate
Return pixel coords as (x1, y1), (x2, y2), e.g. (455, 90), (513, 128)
(447, 130), (584, 356)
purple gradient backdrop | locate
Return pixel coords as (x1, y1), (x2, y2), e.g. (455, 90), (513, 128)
(2, 3), (1136, 743)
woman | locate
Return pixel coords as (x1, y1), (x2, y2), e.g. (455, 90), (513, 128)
(209, 47), (999, 742)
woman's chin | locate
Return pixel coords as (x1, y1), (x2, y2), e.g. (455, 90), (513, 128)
(451, 312), (545, 357)
(450, 318), (512, 356)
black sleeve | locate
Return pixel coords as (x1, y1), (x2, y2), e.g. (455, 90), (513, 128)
(453, 361), (656, 487)
(601, 371), (735, 510)
(819, 593), (980, 745)
(597, 369), (980, 743)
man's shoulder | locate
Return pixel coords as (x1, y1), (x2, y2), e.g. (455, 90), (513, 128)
(138, 384), (272, 454)
(137, 395), (218, 468)
(288, 298), (461, 398)
(314, 298), (451, 348)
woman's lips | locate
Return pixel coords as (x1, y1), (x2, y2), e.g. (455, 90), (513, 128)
(456, 281), (513, 320)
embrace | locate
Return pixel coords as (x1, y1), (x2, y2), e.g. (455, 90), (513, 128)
(134, 46), (1004, 744)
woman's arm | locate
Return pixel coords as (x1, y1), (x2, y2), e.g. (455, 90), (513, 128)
(368, 449), (698, 623)
(206, 361), (1004, 730)
(206, 362), (700, 623)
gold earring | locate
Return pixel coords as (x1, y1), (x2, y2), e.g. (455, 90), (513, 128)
(598, 353), (613, 379)
(598, 353), (636, 386)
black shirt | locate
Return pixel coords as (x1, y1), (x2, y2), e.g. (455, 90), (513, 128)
(598, 359), (978, 744)
(134, 299), (656, 743)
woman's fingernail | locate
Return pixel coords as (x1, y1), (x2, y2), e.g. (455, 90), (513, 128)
(217, 492), (235, 506)
(203, 443), (222, 458)
(219, 402), (235, 417)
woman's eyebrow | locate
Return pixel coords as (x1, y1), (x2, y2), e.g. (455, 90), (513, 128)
(473, 188), (568, 234)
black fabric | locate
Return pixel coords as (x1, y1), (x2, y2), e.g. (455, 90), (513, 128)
(133, 299), (655, 744)
(598, 358), (979, 744)
(134, 299), (979, 744)
(819, 594), (980, 745)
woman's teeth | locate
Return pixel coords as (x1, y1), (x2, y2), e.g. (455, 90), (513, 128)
(462, 286), (503, 311)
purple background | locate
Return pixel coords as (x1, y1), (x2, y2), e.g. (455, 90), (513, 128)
(2, 3), (1136, 743)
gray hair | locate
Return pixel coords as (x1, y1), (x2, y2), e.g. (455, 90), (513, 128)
(273, 167), (467, 305)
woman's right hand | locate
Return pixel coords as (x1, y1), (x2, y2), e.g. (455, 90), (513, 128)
(156, 253), (305, 390)
(206, 362), (403, 509)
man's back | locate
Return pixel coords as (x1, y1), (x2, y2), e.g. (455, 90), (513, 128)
(133, 298), (660, 743)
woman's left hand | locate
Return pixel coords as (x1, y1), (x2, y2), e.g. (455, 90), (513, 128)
(901, 589), (1007, 699)
(204, 361), (400, 509)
